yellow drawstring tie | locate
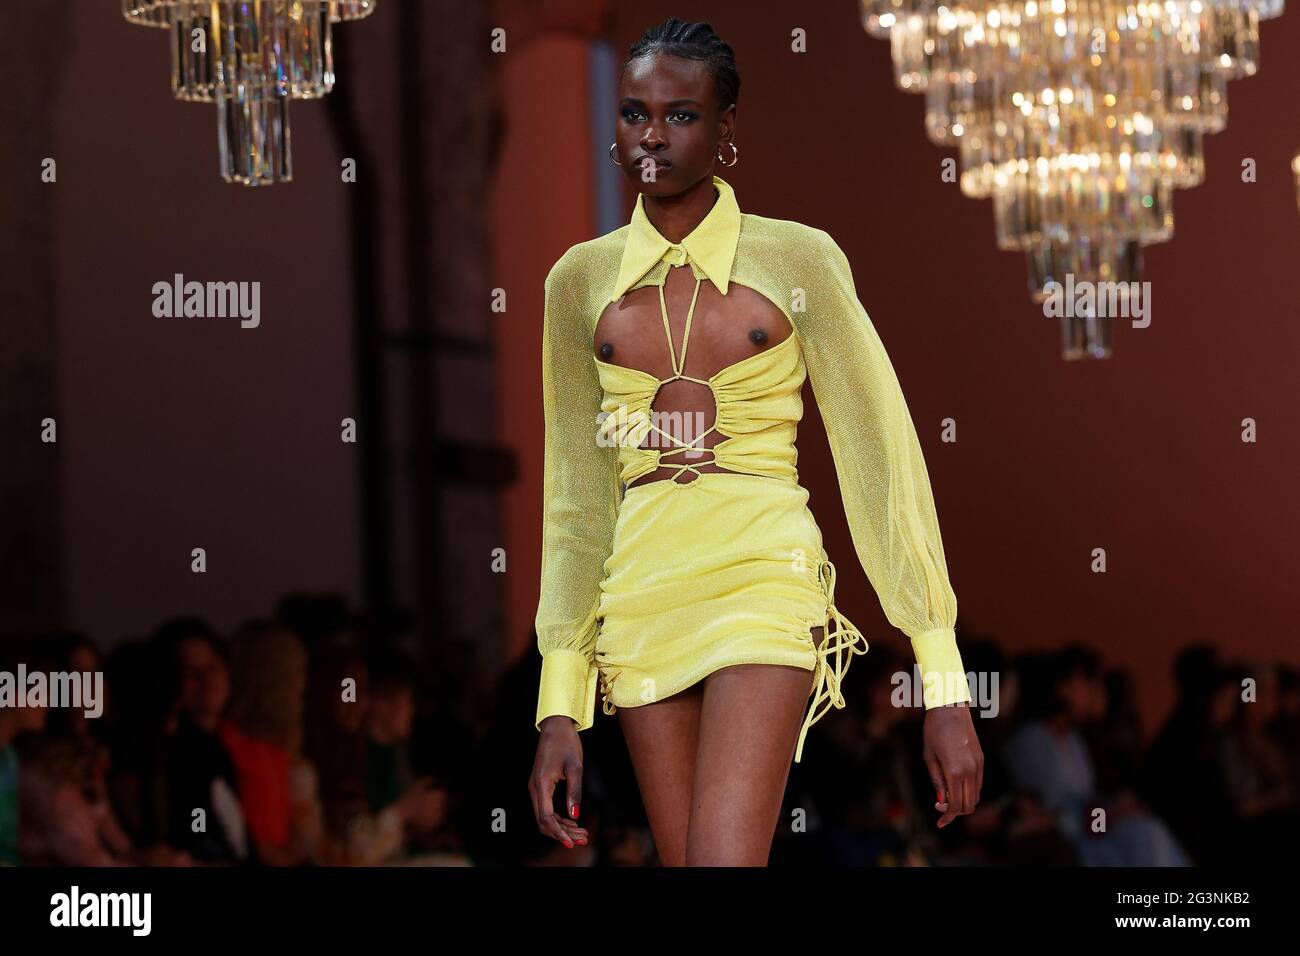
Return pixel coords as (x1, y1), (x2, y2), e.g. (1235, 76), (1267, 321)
(600, 674), (618, 716)
(794, 557), (869, 763)
(597, 556), (867, 752)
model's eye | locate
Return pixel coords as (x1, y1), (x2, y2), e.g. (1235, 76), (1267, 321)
(621, 108), (696, 123)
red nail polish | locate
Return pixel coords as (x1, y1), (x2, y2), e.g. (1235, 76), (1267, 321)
(564, 839), (573, 848)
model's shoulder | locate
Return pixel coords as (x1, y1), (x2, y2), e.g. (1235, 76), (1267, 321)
(546, 226), (629, 289)
(738, 213), (836, 255)
(736, 215), (848, 289)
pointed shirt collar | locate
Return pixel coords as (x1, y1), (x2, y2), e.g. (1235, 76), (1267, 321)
(609, 174), (742, 304)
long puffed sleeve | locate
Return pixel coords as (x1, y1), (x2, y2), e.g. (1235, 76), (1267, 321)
(797, 228), (970, 709)
(534, 252), (622, 732)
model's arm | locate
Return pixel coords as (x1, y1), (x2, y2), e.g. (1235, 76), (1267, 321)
(534, 253), (621, 733)
(798, 228), (970, 710)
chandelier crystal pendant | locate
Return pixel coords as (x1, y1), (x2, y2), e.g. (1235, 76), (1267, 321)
(123, 1), (378, 186)
(859, 0), (1285, 358)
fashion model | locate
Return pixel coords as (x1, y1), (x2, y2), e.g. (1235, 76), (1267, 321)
(528, 17), (983, 866)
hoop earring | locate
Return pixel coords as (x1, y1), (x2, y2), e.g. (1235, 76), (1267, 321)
(716, 142), (739, 167)
(609, 142), (623, 166)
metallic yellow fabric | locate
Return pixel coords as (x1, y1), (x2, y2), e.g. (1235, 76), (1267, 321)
(535, 174), (970, 758)
(594, 471), (867, 763)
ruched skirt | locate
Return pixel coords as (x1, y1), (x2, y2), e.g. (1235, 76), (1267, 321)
(594, 471), (868, 763)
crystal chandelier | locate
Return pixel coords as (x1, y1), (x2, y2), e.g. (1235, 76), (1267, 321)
(859, 0), (1285, 357)
(123, 1), (378, 185)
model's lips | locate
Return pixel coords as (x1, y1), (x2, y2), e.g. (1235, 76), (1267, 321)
(636, 156), (671, 171)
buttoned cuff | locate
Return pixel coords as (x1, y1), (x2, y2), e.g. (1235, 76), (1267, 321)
(535, 649), (598, 732)
(911, 628), (972, 708)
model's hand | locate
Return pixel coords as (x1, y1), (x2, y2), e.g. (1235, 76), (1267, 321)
(922, 703), (983, 828)
(529, 716), (590, 848)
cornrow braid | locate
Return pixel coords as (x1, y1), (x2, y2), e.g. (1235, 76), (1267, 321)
(625, 17), (740, 112)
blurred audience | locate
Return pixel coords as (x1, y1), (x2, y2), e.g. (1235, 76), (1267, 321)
(1003, 646), (1190, 865)
(1, 598), (1294, 867)
(14, 632), (186, 865)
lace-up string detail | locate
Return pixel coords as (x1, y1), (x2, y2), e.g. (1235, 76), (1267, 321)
(794, 557), (870, 763)
(640, 243), (722, 483)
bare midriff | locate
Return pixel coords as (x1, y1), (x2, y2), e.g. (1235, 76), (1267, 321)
(594, 261), (792, 488)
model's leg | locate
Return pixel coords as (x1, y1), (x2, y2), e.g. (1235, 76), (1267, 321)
(685, 626), (825, 866)
(616, 682), (704, 866)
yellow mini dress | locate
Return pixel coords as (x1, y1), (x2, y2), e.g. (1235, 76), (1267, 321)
(535, 175), (971, 764)
(592, 257), (864, 763)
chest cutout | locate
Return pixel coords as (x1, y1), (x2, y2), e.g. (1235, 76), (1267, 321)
(593, 265), (791, 378)
(592, 264), (794, 486)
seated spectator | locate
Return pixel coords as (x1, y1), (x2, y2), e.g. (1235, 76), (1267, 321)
(1141, 645), (1241, 865)
(16, 733), (189, 866)
(1084, 667), (1145, 799)
(364, 650), (448, 849)
(0, 742), (16, 867)
(103, 639), (176, 855)
(1222, 660), (1294, 815)
(0, 640), (47, 865)
(304, 645), (437, 864)
(1219, 659), (1300, 861)
(220, 620), (320, 866)
(31, 630), (104, 743)
(154, 619), (254, 864)
(1273, 665), (1300, 797)
(1004, 647), (1190, 866)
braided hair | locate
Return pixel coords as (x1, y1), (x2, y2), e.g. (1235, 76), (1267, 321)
(625, 17), (740, 113)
